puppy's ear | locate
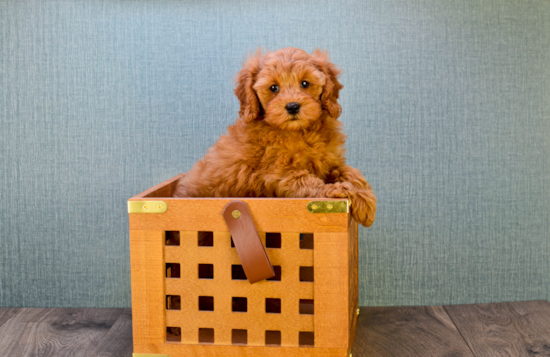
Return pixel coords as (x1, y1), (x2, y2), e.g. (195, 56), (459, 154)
(234, 50), (263, 123)
(311, 49), (343, 119)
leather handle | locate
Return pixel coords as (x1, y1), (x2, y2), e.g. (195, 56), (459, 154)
(222, 200), (275, 284)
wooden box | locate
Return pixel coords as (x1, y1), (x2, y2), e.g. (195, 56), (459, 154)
(128, 173), (359, 357)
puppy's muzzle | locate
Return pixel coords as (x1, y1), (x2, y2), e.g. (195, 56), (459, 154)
(285, 102), (301, 115)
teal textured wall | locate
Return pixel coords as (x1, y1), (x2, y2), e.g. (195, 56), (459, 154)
(1, 0), (549, 308)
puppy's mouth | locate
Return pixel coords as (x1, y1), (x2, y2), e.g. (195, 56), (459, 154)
(287, 113), (302, 121)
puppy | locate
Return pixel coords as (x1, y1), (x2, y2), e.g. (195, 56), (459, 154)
(173, 47), (376, 227)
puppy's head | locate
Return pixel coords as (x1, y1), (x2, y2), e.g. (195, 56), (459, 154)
(234, 48), (343, 130)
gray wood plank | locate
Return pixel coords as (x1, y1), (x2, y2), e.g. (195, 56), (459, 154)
(0, 308), (123, 357)
(91, 308), (133, 357)
(1, 303), (548, 357)
(352, 305), (475, 357)
(0, 308), (53, 355)
(0, 308), (21, 328)
(445, 300), (550, 357)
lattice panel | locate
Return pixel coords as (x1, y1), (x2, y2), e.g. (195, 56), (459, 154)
(163, 231), (315, 347)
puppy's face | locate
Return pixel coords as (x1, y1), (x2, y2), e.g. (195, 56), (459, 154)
(235, 48), (343, 130)
(253, 51), (326, 131)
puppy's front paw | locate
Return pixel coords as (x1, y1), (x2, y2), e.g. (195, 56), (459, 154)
(317, 182), (376, 227)
(318, 181), (356, 199)
(351, 189), (377, 227)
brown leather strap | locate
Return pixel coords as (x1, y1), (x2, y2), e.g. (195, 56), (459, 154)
(222, 200), (275, 284)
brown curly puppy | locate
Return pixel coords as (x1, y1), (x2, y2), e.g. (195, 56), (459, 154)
(173, 47), (376, 227)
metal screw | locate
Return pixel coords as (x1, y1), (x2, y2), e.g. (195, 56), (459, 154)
(143, 205), (148, 210)
(357, 308), (360, 316)
(232, 210), (241, 219)
(327, 204), (333, 210)
(311, 204), (318, 210)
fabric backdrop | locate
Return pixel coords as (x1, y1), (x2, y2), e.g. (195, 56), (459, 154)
(1, 0), (549, 308)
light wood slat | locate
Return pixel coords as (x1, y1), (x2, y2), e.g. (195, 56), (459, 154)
(0, 308), (122, 357)
(136, 343), (349, 357)
(352, 306), (475, 357)
(165, 246), (314, 267)
(314, 231), (350, 349)
(164, 282), (313, 321)
(445, 300), (550, 357)
(129, 230), (165, 347)
(164, 266), (314, 297)
(348, 220), (359, 351)
(91, 308), (133, 357)
(248, 327), (264, 347)
(129, 198), (349, 233)
(166, 310), (314, 332)
(164, 233), (314, 267)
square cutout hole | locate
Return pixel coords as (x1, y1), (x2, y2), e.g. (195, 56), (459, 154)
(266, 298), (281, 314)
(232, 297), (247, 312)
(300, 266), (314, 282)
(198, 231), (214, 246)
(232, 329), (247, 345)
(265, 232), (281, 248)
(199, 296), (214, 311)
(266, 266), (281, 281)
(198, 264), (214, 279)
(166, 263), (180, 278)
(165, 231), (180, 246)
(299, 331), (314, 347)
(231, 265), (247, 280)
(265, 330), (281, 346)
(300, 299), (314, 315)
(199, 328), (214, 344)
(166, 295), (181, 310)
(166, 327), (181, 342)
(300, 233), (314, 249)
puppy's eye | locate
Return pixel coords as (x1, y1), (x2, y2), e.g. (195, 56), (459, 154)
(301, 81), (310, 89)
(269, 85), (279, 93)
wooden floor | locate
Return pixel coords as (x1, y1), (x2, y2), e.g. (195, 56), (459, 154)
(0, 301), (549, 357)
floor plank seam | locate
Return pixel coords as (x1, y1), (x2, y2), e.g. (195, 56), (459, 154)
(443, 305), (479, 357)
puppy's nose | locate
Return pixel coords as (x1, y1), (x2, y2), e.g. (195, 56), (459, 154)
(285, 102), (301, 115)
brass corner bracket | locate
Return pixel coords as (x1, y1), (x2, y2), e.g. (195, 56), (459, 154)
(307, 200), (349, 213)
(128, 200), (168, 214)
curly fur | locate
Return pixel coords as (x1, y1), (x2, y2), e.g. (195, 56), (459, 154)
(173, 47), (376, 227)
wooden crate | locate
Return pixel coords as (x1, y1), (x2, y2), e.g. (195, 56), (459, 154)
(128, 173), (359, 357)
